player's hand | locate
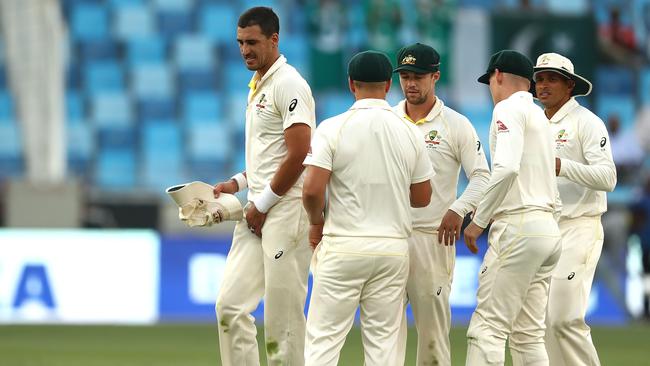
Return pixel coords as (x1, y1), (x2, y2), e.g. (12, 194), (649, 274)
(309, 223), (324, 250)
(213, 180), (238, 198)
(245, 202), (267, 238)
(463, 221), (483, 254)
(555, 157), (561, 176)
(438, 209), (463, 246)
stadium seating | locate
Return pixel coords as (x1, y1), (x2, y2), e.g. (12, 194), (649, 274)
(2, 0), (646, 195)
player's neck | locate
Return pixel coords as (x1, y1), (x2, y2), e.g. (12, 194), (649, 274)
(544, 97), (571, 119)
(406, 96), (437, 122)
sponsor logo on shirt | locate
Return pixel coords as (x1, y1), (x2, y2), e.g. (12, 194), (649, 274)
(255, 94), (266, 109)
(496, 120), (509, 132)
(425, 129), (442, 148)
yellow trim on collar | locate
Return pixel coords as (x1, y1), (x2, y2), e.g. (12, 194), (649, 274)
(404, 114), (427, 125)
(248, 74), (259, 92)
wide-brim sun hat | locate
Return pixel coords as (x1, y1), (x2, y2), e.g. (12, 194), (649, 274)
(533, 52), (592, 97)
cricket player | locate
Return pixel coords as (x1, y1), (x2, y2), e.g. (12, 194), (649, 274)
(392, 43), (490, 366)
(302, 50), (434, 366)
(533, 52), (616, 366)
(463, 50), (562, 366)
(211, 7), (315, 366)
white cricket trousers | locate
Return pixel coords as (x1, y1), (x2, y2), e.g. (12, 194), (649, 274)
(466, 211), (561, 366)
(545, 216), (603, 366)
(305, 236), (409, 366)
(216, 198), (312, 366)
(396, 230), (455, 366)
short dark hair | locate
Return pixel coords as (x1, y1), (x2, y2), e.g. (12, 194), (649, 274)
(238, 7), (279, 37)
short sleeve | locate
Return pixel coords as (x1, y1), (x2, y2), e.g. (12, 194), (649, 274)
(275, 75), (315, 130)
(303, 125), (333, 171)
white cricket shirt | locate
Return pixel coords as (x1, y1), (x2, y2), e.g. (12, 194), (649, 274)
(473, 91), (558, 228)
(245, 55), (316, 201)
(548, 97), (616, 219)
(394, 98), (490, 232)
(304, 98), (434, 239)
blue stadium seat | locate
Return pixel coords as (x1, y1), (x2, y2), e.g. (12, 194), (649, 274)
(317, 92), (353, 121)
(97, 126), (137, 150)
(131, 63), (175, 99)
(84, 61), (125, 95)
(179, 69), (218, 92)
(183, 91), (223, 124)
(67, 122), (94, 174)
(0, 90), (14, 121)
(79, 39), (119, 62)
(71, 4), (109, 41)
(174, 35), (215, 71)
(141, 121), (185, 191)
(127, 37), (166, 66)
(226, 91), (248, 125)
(114, 5), (155, 40)
(66, 62), (82, 90)
(595, 67), (634, 96)
(158, 11), (193, 38)
(596, 95), (636, 130)
(92, 92), (133, 128)
(66, 90), (85, 121)
(94, 148), (137, 190)
(141, 121), (182, 159)
(199, 4), (236, 44)
(640, 67), (650, 106)
(138, 98), (177, 121)
(153, 0), (192, 12)
(224, 61), (252, 92)
(0, 65), (6, 90)
(281, 35), (308, 67)
(0, 121), (23, 178)
(108, 0), (145, 7)
(187, 123), (232, 163)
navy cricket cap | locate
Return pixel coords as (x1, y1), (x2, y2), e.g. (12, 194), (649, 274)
(348, 50), (393, 82)
(393, 43), (441, 74)
(477, 50), (534, 84)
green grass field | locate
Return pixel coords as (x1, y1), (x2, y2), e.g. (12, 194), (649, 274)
(1, 324), (649, 365)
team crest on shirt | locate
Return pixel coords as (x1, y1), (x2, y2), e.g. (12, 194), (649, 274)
(555, 129), (568, 148)
(496, 120), (509, 133)
(424, 129), (442, 148)
(255, 94), (267, 115)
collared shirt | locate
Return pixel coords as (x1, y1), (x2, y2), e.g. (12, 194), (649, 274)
(473, 91), (558, 228)
(245, 55), (316, 201)
(304, 98), (434, 239)
(548, 97), (616, 219)
(394, 98), (490, 232)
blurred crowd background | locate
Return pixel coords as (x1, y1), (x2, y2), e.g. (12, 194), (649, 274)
(0, 0), (649, 322)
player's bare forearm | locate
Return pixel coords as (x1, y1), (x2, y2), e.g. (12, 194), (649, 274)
(269, 123), (311, 195)
(463, 221), (483, 254)
(303, 166), (330, 225)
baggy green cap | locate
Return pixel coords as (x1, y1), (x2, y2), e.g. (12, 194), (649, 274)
(477, 50), (534, 84)
(348, 50), (393, 82)
(393, 43), (441, 74)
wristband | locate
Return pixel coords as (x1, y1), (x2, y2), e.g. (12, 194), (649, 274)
(230, 173), (247, 192)
(253, 184), (282, 213)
